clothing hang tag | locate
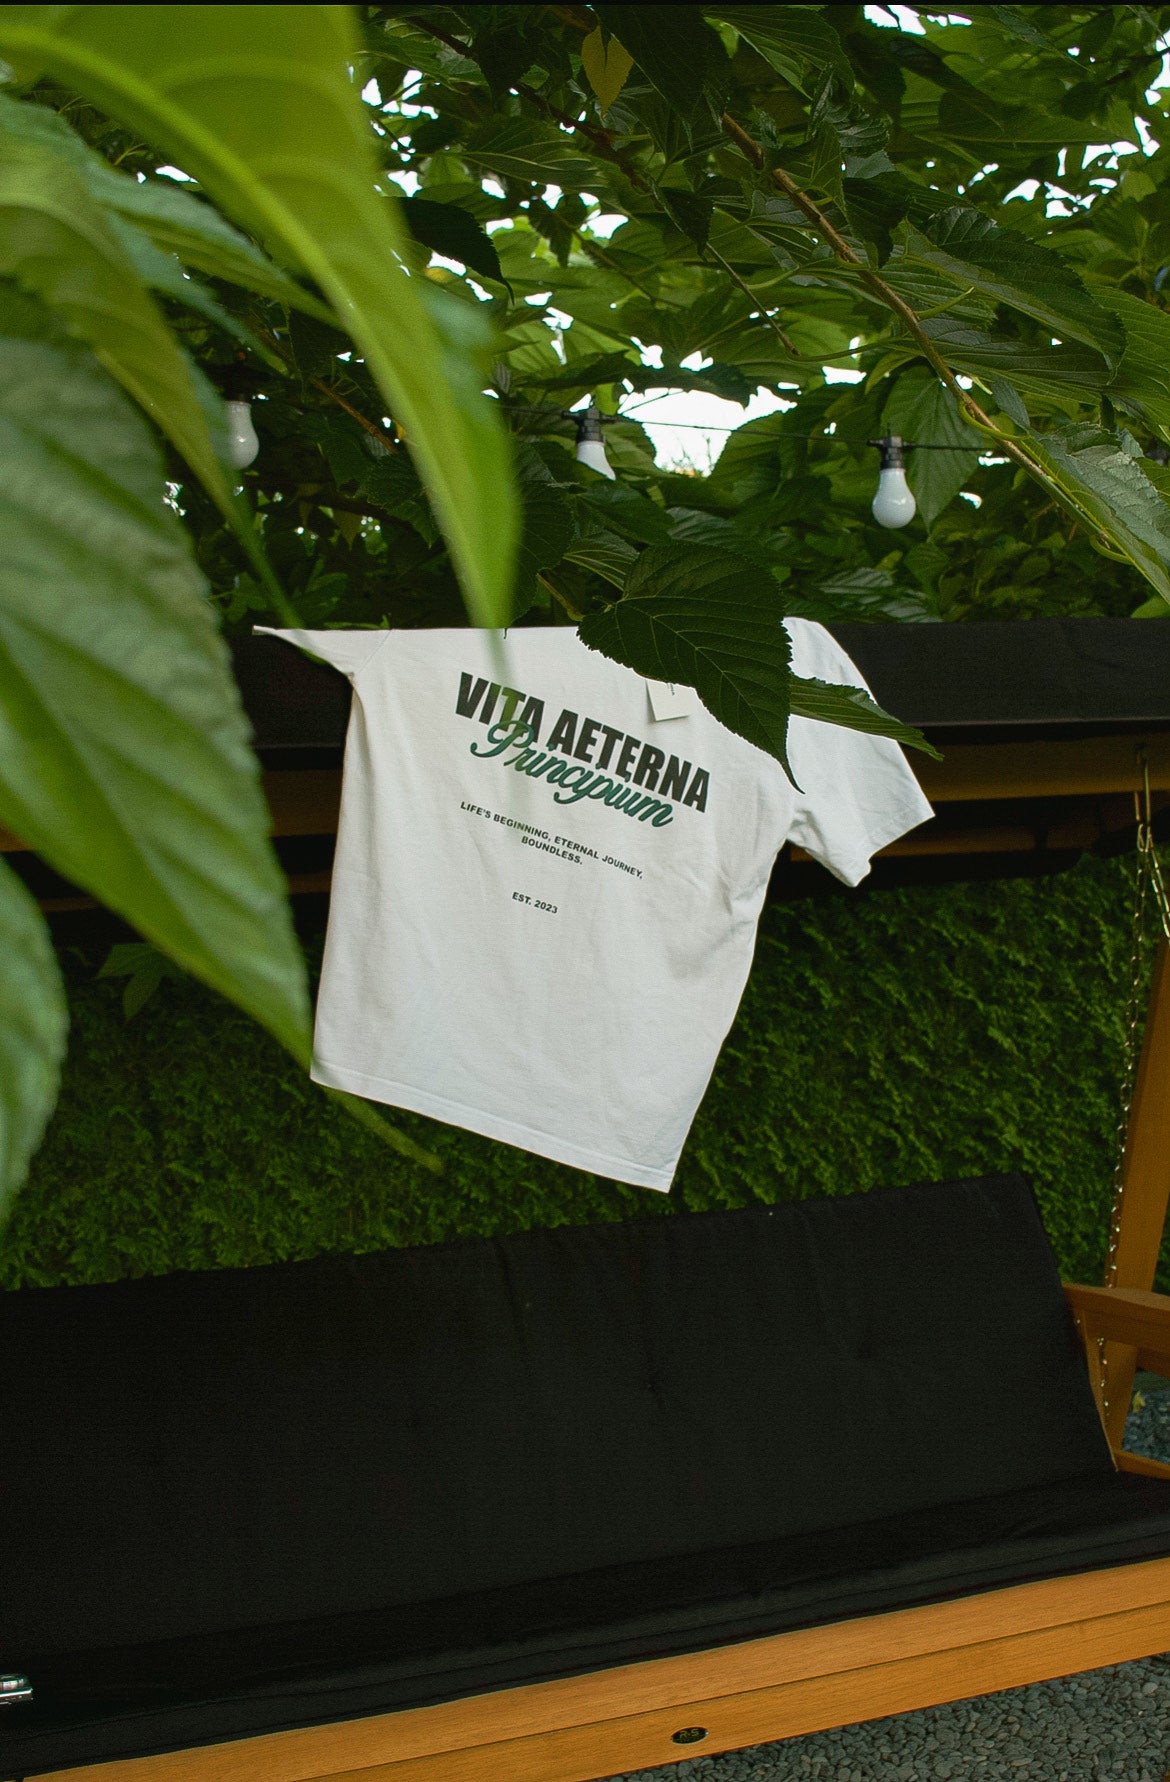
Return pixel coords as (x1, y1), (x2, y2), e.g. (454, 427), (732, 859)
(646, 679), (698, 722)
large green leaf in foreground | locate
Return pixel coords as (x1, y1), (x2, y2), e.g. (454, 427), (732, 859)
(0, 3), (518, 626)
(0, 338), (310, 1057)
(0, 854), (67, 1217)
(579, 545), (938, 784)
(0, 128), (238, 519)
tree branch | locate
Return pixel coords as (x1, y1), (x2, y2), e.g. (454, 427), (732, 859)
(717, 111), (1057, 485)
(309, 377), (400, 452)
(405, 13), (647, 188)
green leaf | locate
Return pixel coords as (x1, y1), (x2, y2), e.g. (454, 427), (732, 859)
(0, 855), (67, 1221)
(788, 675), (940, 749)
(706, 6), (852, 93)
(514, 482), (576, 602)
(110, 223), (274, 359)
(97, 940), (187, 1020)
(881, 368), (981, 528)
(103, 172), (338, 321)
(906, 210), (1124, 362)
(563, 528), (638, 588)
(461, 117), (599, 190)
(1022, 421), (1170, 604)
(918, 316), (1111, 403)
(0, 336), (311, 1058)
(578, 544), (935, 782)
(528, 349), (753, 405)
(0, 4), (518, 626)
(595, 6), (731, 119)
(656, 185), (713, 252)
(935, 89), (1119, 146)
(400, 195), (508, 288)
(580, 24), (634, 116)
(0, 92), (334, 320)
(1097, 288), (1170, 440)
(0, 128), (237, 517)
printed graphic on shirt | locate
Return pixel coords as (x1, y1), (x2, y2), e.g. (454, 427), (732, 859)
(456, 670), (709, 827)
(458, 798), (645, 878)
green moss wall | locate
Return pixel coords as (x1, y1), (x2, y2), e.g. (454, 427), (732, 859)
(1, 850), (1161, 1294)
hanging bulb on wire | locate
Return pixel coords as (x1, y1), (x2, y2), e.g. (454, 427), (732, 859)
(571, 401), (616, 479)
(870, 435), (916, 528)
(225, 399), (259, 469)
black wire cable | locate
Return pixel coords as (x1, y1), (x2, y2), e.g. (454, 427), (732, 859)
(496, 401), (993, 447)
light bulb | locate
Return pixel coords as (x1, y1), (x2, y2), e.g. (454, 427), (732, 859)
(575, 436), (615, 478)
(573, 402), (615, 479)
(870, 435), (916, 529)
(225, 399), (259, 469)
(872, 465), (916, 528)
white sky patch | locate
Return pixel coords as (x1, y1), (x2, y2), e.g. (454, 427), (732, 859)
(864, 5), (926, 32)
(387, 169), (420, 196)
(581, 213), (626, 240)
(156, 165), (193, 183)
(362, 78), (382, 106)
(619, 386), (792, 475)
(823, 336), (865, 386)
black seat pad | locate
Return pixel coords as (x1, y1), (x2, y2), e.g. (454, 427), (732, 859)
(4, 1175), (1167, 1774)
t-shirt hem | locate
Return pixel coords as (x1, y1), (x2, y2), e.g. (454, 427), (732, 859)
(310, 1059), (676, 1192)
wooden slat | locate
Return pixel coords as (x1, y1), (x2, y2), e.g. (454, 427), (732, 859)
(4, 738), (1170, 860)
(913, 733), (1170, 803)
(1117, 1451), (1170, 1480)
(311, 1602), (1170, 1782)
(793, 825), (1040, 865)
(1065, 1284), (1170, 1354)
(263, 769), (342, 837)
(1103, 942), (1170, 1445)
(41, 1558), (1170, 1782)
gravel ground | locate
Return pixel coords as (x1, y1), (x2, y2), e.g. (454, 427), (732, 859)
(596, 1376), (1170, 1782)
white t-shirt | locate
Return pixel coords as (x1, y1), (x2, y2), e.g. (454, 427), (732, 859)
(259, 622), (932, 1190)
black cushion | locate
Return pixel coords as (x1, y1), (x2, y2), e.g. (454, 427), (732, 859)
(3, 1174), (1167, 1776)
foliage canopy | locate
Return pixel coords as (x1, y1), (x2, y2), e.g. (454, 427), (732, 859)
(172, 4), (1170, 631)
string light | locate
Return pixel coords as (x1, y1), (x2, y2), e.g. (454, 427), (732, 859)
(225, 401), (260, 469)
(570, 402), (616, 478)
(870, 435), (916, 529)
(221, 351), (261, 469)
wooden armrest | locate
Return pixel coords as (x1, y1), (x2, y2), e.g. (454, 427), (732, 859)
(1064, 1283), (1170, 1356)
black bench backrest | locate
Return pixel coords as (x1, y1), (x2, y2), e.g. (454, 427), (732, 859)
(1, 1174), (1110, 1663)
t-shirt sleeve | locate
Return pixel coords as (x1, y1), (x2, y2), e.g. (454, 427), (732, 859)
(782, 619), (934, 887)
(252, 626), (389, 682)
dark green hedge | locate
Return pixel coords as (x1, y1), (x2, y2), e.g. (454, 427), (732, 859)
(1, 849), (1162, 1294)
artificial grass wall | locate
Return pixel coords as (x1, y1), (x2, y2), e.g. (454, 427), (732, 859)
(0, 849), (1160, 1295)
